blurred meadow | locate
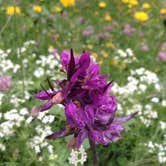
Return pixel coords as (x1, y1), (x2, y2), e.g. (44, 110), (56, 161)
(0, 0), (166, 165)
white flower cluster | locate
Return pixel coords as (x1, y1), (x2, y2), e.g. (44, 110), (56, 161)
(0, 108), (28, 138)
(26, 111), (56, 154)
(112, 67), (163, 128)
(68, 145), (87, 166)
(28, 125), (54, 154)
(115, 48), (137, 64)
(34, 52), (61, 78)
(17, 40), (36, 58)
(0, 48), (20, 74)
(113, 68), (160, 97)
(146, 139), (166, 164)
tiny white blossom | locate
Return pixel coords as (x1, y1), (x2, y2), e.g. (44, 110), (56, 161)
(68, 145), (87, 166)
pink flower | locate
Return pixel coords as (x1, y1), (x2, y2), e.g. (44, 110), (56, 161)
(123, 24), (134, 36)
(0, 76), (12, 91)
(158, 51), (166, 61)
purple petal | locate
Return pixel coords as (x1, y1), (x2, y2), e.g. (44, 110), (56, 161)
(75, 129), (88, 148)
(40, 101), (53, 112)
(65, 102), (86, 128)
(113, 112), (138, 124)
(79, 52), (91, 70)
(89, 129), (105, 144)
(34, 90), (51, 100)
(88, 64), (99, 76)
(60, 51), (70, 70)
(46, 129), (66, 139)
(84, 105), (94, 124)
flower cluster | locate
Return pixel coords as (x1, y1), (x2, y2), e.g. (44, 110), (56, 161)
(34, 50), (136, 148)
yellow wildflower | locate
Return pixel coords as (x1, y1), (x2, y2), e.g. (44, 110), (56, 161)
(106, 42), (115, 48)
(128, 0), (138, 6)
(91, 52), (98, 58)
(60, 0), (75, 7)
(142, 3), (150, 9)
(98, 2), (106, 8)
(33, 5), (42, 13)
(98, 60), (103, 65)
(6, 6), (21, 16)
(87, 44), (93, 50)
(134, 11), (149, 22)
(121, 0), (129, 3)
(105, 14), (111, 22)
(110, 59), (118, 66)
(160, 8), (166, 15)
(101, 51), (108, 58)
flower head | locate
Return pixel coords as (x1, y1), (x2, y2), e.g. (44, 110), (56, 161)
(33, 5), (42, 13)
(160, 8), (166, 15)
(6, 6), (21, 16)
(98, 2), (107, 8)
(34, 49), (137, 149)
(60, 0), (75, 7)
(142, 3), (150, 9)
(0, 76), (12, 91)
(104, 14), (112, 22)
(134, 11), (149, 22)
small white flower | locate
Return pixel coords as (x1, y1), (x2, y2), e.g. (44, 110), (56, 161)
(151, 97), (159, 103)
(68, 145), (87, 166)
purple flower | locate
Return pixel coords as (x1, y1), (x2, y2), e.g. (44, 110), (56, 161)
(158, 51), (166, 61)
(123, 24), (134, 36)
(0, 76), (12, 91)
(82, 26), (94, 37)
(97, 32), (109, 40)
(34, 49), (137, 149)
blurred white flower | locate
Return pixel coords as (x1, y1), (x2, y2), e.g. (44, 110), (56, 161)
(68, 145), (87, 166)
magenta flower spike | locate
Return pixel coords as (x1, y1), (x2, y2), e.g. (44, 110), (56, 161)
(34, 49), (137, 165)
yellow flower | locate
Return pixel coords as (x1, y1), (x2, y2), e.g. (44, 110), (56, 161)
(111, 59), (118, 66)
(142, 3), (150, 9)
(105, 14), (111, 22)
(128, 0), (138, 6)
(60, 0), (75, 7)
(33, 5), (42, 13)
(101, 51), (108, 58)
(106, 42), (115, 48)
(98, 60), (103, 65)
(134, 11), (149, 22)
(87, 44), (93, 50)
(92, 52), (98, 58)
(6, 6), (21, 16)
(121, 0), (129, 3)
(98, 2), (106, 8)
(160, 8), (166, 15)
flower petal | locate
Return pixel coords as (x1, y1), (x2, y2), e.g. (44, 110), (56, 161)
(46, 129), (66, 139)
(75, 129), (88, 148)
(34, 90), (51, 100)
(40, 101), (53, 112)
(79, 52), (91, 70)
(113, 112), (138, 124)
